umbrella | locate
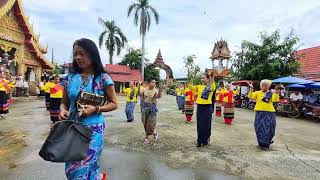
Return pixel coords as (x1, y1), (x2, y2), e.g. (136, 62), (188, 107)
(287, 83), (306, 88)
(272, 76), (313, 84)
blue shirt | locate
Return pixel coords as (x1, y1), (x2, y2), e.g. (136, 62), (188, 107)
(64, 73), (114, 125)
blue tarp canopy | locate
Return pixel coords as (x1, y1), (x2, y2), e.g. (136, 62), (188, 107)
(287, 84), (306, 88)
(272, 76), (313, 84)
(305, 82), (320, 89)
(287, 82), (320, 89)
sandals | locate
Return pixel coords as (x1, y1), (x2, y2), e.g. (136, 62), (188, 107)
(101, 171), (108, 180)
(144, 138), (150, 144)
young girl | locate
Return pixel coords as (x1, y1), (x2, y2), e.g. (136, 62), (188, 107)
(223, 83), (239, 125)
(215, 82), (225, 117)
(184, 82), (195, 123)
(140, 78), (162, 144)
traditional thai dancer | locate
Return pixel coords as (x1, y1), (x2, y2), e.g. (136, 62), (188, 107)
(223, 83), (239, 125)
(175, 85), (180, 106)
(184, 82), (195, 123)
(215, 82), (225, 117)
(249, 80), (280, 150)
(123, 81), (138, 122)
(177, 84), (185, 110)
(181, 83), (186, 113)
(0, 72), (9, 117)
(44, 77), (53, 110)
(48, 75), (64, 123)
(139, 78), (161, 144)
(195, 74), (216, 147)
(39, 78), (47, 96)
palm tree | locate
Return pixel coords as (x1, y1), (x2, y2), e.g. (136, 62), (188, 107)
(98, 18), (127, 64)
(128, 0), (159, 81)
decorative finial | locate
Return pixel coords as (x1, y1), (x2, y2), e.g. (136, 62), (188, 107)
(155, 49), (163, 62)
(157, 49), (162, 58)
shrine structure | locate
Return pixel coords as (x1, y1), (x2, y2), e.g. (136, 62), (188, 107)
(207, 39), (232, 81)
(0, 0), (53, 82)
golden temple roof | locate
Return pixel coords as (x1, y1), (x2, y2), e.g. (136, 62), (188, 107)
(0, 0), (53, 69)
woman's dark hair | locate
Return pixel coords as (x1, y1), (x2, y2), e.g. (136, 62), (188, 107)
(72, 38), (106, 76)
(204, 73), (210, 79)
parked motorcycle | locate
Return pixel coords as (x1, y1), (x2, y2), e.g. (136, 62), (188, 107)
(276, 98), (301, 118)
(234, 94), (243, 107)
(302, 103), (320, 122)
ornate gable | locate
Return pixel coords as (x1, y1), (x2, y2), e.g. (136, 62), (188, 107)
(210, 40), (231, 60)
(0, 9), (25, 43)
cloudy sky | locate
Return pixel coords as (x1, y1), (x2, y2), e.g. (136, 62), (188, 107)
(24, 0), (320, 78)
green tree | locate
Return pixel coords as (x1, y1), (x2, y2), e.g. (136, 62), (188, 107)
(128, 0), (160, 81)
(144, 64), (160, 82)
(193, 71), (203, 85)
(98, 18), (127, 64)
(118, 48), (142, 69)
(232, 30), (300, 81)
(118, 48), (160, 81)
(53, 63), (63, 75)
(183, 55), (201, 81)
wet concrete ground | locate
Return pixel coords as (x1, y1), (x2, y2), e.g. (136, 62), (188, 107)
(0, 96), (240, 180)
(0, 95), (319, 179)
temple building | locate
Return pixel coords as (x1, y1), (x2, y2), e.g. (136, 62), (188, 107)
(0, 0), (53, 82)
(105, 64), (142, 93)
(207, 39), (232, 81)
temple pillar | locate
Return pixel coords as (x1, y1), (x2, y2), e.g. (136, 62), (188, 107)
(18, 44), (24, 77)
(35, 66), (41, 82)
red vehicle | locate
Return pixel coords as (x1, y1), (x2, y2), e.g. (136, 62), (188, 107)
(231, 80), (255, 109)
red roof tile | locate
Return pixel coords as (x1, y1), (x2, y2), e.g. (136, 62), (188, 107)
(105, 64), (142, 82)
(207, 69), (230, 77)
(295, 46), (320, 81)
(295, 46), (320, 74)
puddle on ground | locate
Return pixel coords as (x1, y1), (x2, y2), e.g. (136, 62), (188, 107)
(0, 131), (27, 168)
(101, 149), (241, 180)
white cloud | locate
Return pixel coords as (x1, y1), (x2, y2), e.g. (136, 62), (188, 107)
(26, 0), (96, 12)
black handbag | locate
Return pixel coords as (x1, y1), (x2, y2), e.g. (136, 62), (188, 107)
(39, 74), (105, 162)
(39, 112), (93, 163)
